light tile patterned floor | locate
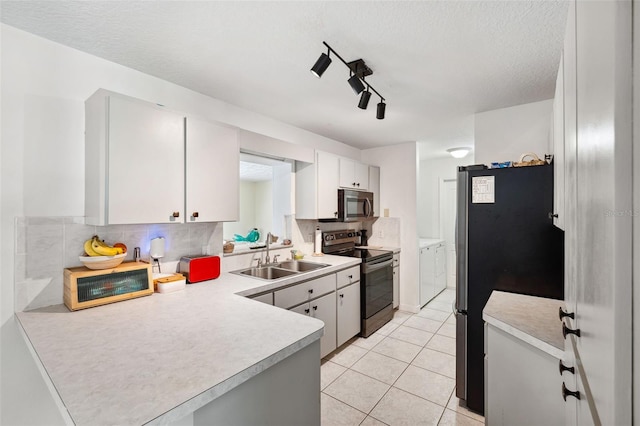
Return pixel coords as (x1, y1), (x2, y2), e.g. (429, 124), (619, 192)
(320, 289), (484, 426)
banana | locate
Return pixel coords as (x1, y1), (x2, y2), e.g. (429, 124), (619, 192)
(91, 236), (120, 256)
(83, 239), (101, 256)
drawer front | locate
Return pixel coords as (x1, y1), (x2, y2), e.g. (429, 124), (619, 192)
(336, 265), (360, 289)
(274, 274), (336, 309)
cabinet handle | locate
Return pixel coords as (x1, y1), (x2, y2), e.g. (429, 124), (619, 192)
(192, 212), (199, 218)
(562, 383), (581, 401)
(308, 289), (314, 294)
(348, 275), (353, 279)
(562, 323), (581, 339)
(559, 360), (575, 375)
(304, 308), (310, 314)
(357, 183), (360, 187)
(352, 182), (356, 186)
(313, 305), (318, 310)
(549, 212), (559, 219)
(339, 294), (344, 298)
(559, 307), (575, 320)
(334, 211), (338, 217)
(172, 212), (180, 218)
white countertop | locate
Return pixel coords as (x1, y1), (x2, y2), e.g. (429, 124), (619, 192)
(483, 291), (565, 359)
(17, 255), (360, 425)
(419, 238), (445, 248)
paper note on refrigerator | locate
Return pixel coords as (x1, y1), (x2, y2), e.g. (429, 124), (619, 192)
(472, 176), (495, 203)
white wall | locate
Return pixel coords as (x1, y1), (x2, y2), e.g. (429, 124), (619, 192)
(362, 142), (421, 312)
(474, 99), (553, 165)
(417, 155), (474, 238)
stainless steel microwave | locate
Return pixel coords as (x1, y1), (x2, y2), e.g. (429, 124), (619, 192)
(337, 189), (375, 222)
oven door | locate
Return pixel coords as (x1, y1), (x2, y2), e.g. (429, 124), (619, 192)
(361, 258), (394, 319)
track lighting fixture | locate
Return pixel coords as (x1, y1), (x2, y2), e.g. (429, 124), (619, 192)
(310, 50), (332, 78)
(311, 41), (386, 119)
(358, 88), (371, 110)
(376, 100), (386, 120)
(348, 72), (365, 95)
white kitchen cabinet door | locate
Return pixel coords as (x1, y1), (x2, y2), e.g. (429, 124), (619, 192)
(316, 151), (340, 219)
(185, 117), (239, 222)
(552, 55), (565, 231)
(107, 95), (185, 224)
(310, 292), (337, 358)
(419, 246), (435, 307)
(339, 158), (368, 190)
(296, 151), (339, 220)
(369, 165), (380, 217)
(573, 1), (633, 424)
(354, 162), (369, 190)
(485, 325), (564, 426)
(336, 281), (360, 347)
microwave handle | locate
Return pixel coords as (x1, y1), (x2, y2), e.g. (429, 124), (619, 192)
(365, 197), (373, 217)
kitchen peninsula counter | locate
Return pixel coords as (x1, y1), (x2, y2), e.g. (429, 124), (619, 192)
(17, 255), (360, 425)
(483, 290), (565, 358)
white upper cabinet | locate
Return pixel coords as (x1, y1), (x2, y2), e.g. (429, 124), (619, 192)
(85, 89), (239, 225)
(295, 151), (339, 220)
(185, 117), (239, 222)
(369, 165), (380, 217)
(86, 91), (185, 225)
(339, 158), (369, 190)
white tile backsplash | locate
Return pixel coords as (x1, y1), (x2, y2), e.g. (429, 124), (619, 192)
(14, 217), (223, 311)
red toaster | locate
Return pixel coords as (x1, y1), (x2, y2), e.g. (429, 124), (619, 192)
(179, 255), (220, 283)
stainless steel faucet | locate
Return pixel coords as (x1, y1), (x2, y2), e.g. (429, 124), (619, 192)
(265, 232), (272, 264)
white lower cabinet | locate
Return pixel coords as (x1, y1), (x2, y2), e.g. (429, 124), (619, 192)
(267, 266), (361, 358)
(485, 324), (564, 426)
(337, 281), (360, 347)
(420, 241), (446, 307)
(292, 292), (337, 358)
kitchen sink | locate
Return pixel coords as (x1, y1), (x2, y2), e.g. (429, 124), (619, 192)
(234, 266), (299, 280)
(276, 261), (330, 272)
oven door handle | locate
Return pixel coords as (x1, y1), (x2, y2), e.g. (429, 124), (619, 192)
(363, 259), (393, 273)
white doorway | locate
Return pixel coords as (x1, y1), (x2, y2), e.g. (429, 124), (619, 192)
(439, 178), (457, 288)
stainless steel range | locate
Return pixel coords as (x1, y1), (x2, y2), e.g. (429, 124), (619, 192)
(322, 229), (394, 337)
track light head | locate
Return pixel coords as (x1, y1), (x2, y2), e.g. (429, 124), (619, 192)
(358, 89), (371, 110)
(376, 101), (386, 119)
(310, 52), (332, 78)
(348, 73), (365, 95)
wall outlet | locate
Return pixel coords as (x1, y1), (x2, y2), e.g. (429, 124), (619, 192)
(384, 208), (390, 217)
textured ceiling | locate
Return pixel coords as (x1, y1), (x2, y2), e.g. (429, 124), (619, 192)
(0, 1), (568, 151)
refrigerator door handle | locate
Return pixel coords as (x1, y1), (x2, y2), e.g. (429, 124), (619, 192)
(456, 170), (469, 312)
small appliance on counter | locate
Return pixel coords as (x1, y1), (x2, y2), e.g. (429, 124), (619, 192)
(179, 255), (221, 283)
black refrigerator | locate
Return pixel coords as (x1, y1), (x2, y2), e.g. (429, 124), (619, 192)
(454, 164), (564, 414)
